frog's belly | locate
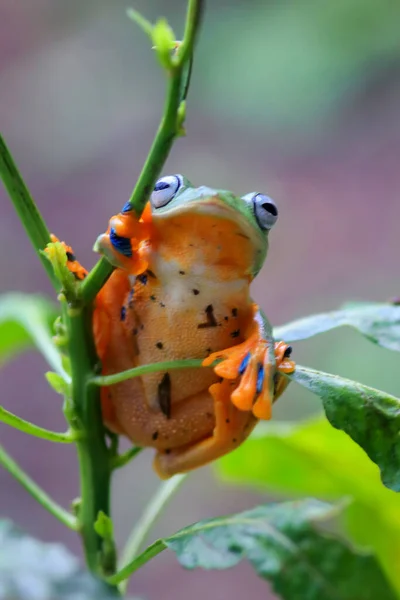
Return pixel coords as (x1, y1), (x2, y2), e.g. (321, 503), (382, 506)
(101, 274), (252, 450)
(127, 276), (252, 409)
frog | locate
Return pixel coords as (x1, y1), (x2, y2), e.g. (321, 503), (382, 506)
(53, 175), (295, 478)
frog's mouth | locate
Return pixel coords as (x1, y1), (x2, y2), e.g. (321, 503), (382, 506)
(152, 197), (266, 277)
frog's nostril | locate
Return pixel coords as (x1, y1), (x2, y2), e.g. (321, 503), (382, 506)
(262, 202), (278, 217)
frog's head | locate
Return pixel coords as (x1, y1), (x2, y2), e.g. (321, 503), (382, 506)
(149, 175), (279, 278)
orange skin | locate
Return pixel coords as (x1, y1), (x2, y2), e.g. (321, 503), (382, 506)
(52, 191), (294, 478)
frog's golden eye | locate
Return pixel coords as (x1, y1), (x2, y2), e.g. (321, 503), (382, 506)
(252, 193), (278, 230)
(151, 175), (183, 208)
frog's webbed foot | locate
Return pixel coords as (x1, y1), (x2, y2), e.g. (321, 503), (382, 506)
(203, 335), (295, 420)
(93, 202), (152, 276)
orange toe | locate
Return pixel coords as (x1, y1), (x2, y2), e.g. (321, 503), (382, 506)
(274, 341), (296, 374)
(93, 233), (149, 276)
(202, 334), (257, 379)
(109, 213), (151, 244)
(204, 335), (295, 422)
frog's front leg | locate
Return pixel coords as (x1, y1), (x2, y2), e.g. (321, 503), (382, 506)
(203, 304), (295, 420)
(93, 201), (152, 276)
(154, 380), (257, 479)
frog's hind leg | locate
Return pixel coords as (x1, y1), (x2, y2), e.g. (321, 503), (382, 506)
(153, 380), (257, 479)
(203, 304), (295, 421)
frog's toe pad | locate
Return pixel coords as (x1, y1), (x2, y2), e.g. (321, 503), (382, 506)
(93, 232), (148, 276)
(203, 337), (295, 421)
(94, 207), (151, 275)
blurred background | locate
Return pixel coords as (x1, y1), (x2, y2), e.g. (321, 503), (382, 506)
(1, 0), (400, 598)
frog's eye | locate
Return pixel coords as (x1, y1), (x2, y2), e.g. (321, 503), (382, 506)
(151, 175), (183, 208)
(252, 193), (278, 230)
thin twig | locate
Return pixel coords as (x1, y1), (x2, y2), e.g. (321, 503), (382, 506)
(111, 446), (143, 470)
(90, 359), (206, 387)
(107, 540), (166, 585)
(0, 444), (78, 530)
(0, 406), (79, 443)
(118, 474), (187, 594)
(0, 135), (58, 290)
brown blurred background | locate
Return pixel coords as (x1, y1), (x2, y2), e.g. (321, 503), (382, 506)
(1, 1), (400, 598)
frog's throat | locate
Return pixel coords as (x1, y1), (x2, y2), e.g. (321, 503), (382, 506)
(153, 199), (266, 265)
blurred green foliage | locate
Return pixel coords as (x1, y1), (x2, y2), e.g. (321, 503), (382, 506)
(165, 498), (396, 600)
(218, 417), (400, 594)
(199, 0), (400, 131)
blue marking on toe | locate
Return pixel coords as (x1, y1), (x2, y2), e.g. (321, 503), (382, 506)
(238, 352), (251, 375)
(121, 201), (132, 214)
(110, 227), (132, 257)
(256, 363), (264, 394)
(137, 273), (148, 285)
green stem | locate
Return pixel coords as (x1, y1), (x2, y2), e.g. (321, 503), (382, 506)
(107, 540), (166, 586)
(90, 359), (207, 387)
(126, 0), (204, 217)
(0, 444), (77, 530)
(0, 406), (79, 443)
(118, 474), (186, 594)
(0, 135), (58, 291)
(79, 257), (113, 306)
(178, 0), (204, 65)
(79, 0), (204, 306)
(66, 305), (114, 576)
(127, 72), (183, 217)
(111, 446), (143, 471)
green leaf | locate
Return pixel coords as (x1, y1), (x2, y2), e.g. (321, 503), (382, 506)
(126, 8), (153, 39)
(152, 18), (176, 69)
(290, 365), (400, 493)
(45, 372), (70, 396)
(164, 500), (396, 600)
(94, 511), (114, 540)
(0, 520), (118, 599)
(94, 512), (117, 577)
(274, 303), (400, 351)
(218, 417), (400, 594)
(0, 293), (61, 371)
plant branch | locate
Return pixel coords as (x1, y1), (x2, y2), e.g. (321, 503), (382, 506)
(66, 305), (114, 575)
(126, 0), (204, 216)
(107, 540), (166, 585)
(0, 135), (58, 291)
(79, 257), (113, 306)
(0, 406), (79, 443)
(79, 0), (204, 306)
(0, 444), (77, 530)
(111, 445), (143, 471)
(118, 474), (187, 594)
(90, 359), (208, 387)
(178, 0), (204, 65)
